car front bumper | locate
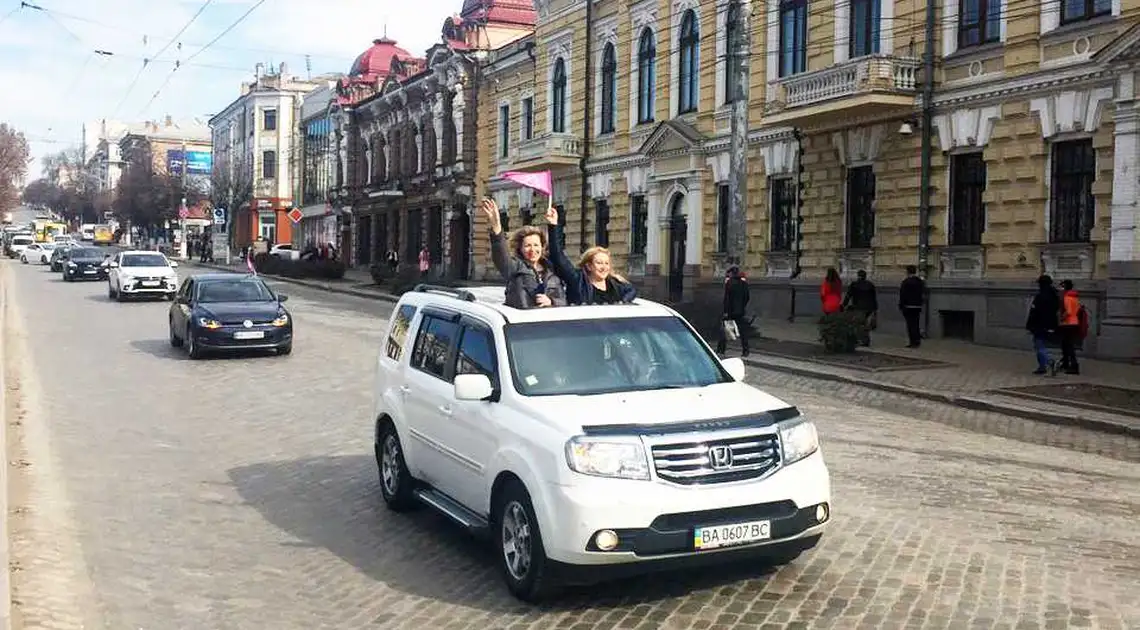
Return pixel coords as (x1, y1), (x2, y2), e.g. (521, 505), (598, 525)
(192, 324), (292, 351)
(119, 278), (177, 294)
(65, 267), (108, 280)
(539, 451), (831, 569)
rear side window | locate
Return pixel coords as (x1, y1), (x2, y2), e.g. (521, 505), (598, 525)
(410, 315), (460, 379)
(386, 305), (417, 361)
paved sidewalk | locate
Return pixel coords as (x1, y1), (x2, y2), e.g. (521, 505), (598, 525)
(184, 259), (1140, 438)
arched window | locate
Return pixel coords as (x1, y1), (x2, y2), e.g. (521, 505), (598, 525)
(600, 43), (617, 134)
(678, 10), (699, 114)
(725, 1), (741, 104)
(637, 29), (656, 124)
(552, 58), (567, 133)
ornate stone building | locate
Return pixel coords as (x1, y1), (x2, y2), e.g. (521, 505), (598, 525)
(336, 0), (536, 277)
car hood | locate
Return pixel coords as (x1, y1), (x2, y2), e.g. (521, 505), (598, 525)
(517, 382), (797, 431)
(195, 301), (282, 322)
(69, 256), (106, 264)
(119, 265), (175, 275)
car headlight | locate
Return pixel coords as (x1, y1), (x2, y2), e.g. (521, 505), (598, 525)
(778, 418), (819, 465)
(565, 436), (650, 480)
(272, 312), (288, 326)
(197, 317), (221, 329)
(67, 261), (76, 268)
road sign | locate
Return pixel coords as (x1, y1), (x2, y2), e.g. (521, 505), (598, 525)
(213, 208), (226, 225)
(287, 207), (303, 224)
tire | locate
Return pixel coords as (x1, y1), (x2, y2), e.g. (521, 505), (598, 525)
(494, 480), (556, 602)
(186, 329), (203, 360)
(375, 420), (416, 512)
(115, 287), (126, 302)
(108, 283), (116, 299)
(20, 256), (26, 264)
(63, 273), (71, 282)
(168, 318), (183, 348)
(276, 342), (292, 356)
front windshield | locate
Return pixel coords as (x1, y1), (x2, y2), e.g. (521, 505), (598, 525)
(505, 316), (730, 396)
(121, 253), (168, 267)
(196, 280), (275, 303)
(12, 237), (31, 245)
(72, 248), (102, 258)
(41, 243), (56, 250)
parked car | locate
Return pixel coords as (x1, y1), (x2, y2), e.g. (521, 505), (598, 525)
(168, 273), (292, 359)
(61, 247), (111, 282)
(107, 250), (179, 301)
(20, 242), (55, 264)
(371, 285), (830, 601)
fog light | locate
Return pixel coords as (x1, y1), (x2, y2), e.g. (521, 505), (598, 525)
(815, 503), (829, 523)
(594, 530), (619, 551)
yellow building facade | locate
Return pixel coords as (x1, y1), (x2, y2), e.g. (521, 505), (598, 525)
(476, 0), (1140, 356)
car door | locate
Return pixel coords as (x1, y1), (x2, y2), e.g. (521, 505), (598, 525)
(438, 318), (501, 514)
(401, 309), (464, 495)
(173, 278), (195, 337)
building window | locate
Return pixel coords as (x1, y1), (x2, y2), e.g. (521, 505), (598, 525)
(1050, 139), (1096, 243)
(521, 206), (534, 225)
(850, 0), (881, 58)
(958, 0), (1001, 48)
(845, 165), (876, 249)
(725, 1), (742, 104)
(678, 10), (699, 114)
(552, 58), (567, 133)
(600, 44), (617, 134)
(499, 104), (510, 158)
(779, 0), (807, 77)
(1061, 0), (1111, 25)
(263, 109), (277, 131)
(630, 194), (648, 255)
(716, 183), (730, 253)
(637, 29), (657, 124)
(595, 199), (610, 247)
(770, 177), (795, 251)
(262, 150), (277, 179)
(405, 209), (423, 259)
(949, 152), (987, 246)
(522, 97), (534, 140)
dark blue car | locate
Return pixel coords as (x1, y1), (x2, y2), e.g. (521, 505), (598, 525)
(168, 273), (293, 359)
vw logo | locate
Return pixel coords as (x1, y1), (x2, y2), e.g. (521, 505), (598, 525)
(243, 320), (253, 328)
(708, 446), (733, 470)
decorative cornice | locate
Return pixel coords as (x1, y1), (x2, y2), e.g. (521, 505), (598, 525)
(933, 63), (1111, 108)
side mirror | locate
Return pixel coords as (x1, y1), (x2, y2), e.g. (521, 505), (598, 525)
(722, 357), (746, 381)
(169, 261), (179, 268)
(108, 261), (119, 268)
(277, 294), (289, 302)
(454, 374), (495, 401)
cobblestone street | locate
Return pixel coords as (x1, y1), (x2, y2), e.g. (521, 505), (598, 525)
(3, 259), (1138, 630)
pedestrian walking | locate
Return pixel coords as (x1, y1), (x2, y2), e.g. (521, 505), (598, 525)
(1025, 274), (1060, 375)
(821, 267), (843, 315)
(1057, 279), (1084, 375)
(843, 269), (878, 346)
(898, 265), (926, 348)
(715, 266), (751, 356)
(418, 245), (430, 279)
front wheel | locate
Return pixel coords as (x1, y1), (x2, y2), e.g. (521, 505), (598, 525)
(20, 256), (26, 264)
(186, 329), (203, 359)
(376, 421), (416, 511)
(276, 342), (292, 356)
(494, 480), (556, 602)
(168, 318), (183, 348)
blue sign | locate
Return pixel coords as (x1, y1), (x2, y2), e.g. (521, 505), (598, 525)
(167, 150), (213, 176)
(213, 208), (226, 225)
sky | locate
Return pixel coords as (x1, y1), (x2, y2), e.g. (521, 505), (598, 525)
(0, 0), (461, 180)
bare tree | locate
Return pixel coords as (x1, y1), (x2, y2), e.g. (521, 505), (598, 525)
(0, 123), (31, 212)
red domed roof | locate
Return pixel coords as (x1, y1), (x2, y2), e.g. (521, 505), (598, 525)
(350, 37), (412, 79)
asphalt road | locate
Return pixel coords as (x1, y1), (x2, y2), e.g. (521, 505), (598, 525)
(3, 258), (1139, 630)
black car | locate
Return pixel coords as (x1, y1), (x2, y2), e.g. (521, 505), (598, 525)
(62, 247), (111, 282)
(168, 273), (293, 359)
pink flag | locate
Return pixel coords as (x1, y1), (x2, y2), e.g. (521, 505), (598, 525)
(502, 170), (552, 196)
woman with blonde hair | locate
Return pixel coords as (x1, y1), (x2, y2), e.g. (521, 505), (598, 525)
(544, 205), (636, 305)
(479, 198), (566, 309)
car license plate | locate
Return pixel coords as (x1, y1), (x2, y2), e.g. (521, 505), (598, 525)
(233, 331), (265, 340)
(83, 269), (95, 274)
(693, 520), (771, 550)
(142, 280), (160, 286)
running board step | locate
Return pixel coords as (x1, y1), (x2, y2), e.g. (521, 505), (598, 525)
(414, 488), (489, 533)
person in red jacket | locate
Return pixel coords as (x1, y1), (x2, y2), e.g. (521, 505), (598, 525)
(1057, 279), (1082, 375)
(821, 267), (843, 315)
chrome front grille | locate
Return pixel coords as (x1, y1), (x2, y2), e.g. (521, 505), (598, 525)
(651, 433), (781, 485)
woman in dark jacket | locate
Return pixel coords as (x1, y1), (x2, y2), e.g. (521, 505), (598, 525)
(715, 266), (750, 356)
(1025, 274), (1060, 374)
(543, 205), (636, 305)
(480, 198), (567, 309)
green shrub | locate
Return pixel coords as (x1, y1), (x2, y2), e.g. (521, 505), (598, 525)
(252, 253), (346, 280)
(818, 311), (867, 354)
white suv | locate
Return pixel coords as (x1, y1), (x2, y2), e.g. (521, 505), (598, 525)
(372, 285), (831, 601)
(107, 250), (179, 301)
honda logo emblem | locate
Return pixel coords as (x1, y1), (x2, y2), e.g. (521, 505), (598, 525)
(708, 446), (733, 469)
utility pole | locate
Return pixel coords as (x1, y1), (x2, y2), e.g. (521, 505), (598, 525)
(578, 0), (595, 253)
(918, 0), (937, 336)
(179, 141), (188, 259)
(727, 0), (751, 267)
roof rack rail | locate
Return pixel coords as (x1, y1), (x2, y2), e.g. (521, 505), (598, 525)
(413, 283), (478, 302)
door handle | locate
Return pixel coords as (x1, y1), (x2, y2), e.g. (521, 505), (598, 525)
(438, 405), (452, 416)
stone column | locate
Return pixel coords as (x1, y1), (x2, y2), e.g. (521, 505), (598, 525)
(452, 85), (466, 168)
(432, 99), (444, 168)
(1100, 77), (1140, 359)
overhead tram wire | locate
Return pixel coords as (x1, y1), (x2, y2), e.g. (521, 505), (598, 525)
(137, 0), (268, 118)
(115, 0), (215, 119)
(0, 3), (22, 27)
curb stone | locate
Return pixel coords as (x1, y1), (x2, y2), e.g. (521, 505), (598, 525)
(1, 264), (12, 630)
(184, 260), (1138, 439)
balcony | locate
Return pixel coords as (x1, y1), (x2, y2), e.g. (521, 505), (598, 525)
(763, 55), (920, 128)
(513, 133), (582, 170)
